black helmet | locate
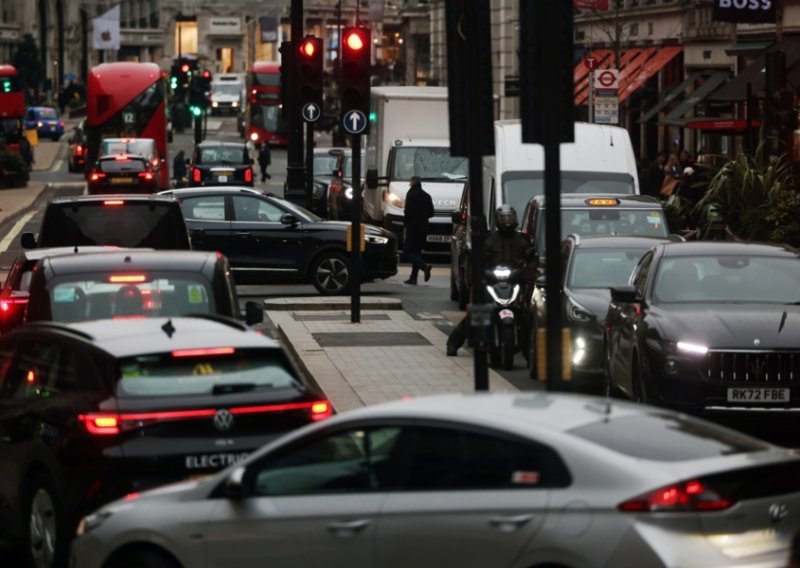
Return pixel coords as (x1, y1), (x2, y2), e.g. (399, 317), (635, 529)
(495, 204), (518, 233)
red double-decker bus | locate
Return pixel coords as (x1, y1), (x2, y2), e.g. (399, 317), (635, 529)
(86, 62), (170, 189)
(246, 61), (287, 146)
(0, 64), (27, 155)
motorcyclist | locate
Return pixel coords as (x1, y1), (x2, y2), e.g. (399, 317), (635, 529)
(446, 204), (532, 356)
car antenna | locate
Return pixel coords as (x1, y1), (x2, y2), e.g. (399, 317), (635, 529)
(74, 244), (79, 253)
(161, 319), (176, 338)
(609, 133), (615, 147)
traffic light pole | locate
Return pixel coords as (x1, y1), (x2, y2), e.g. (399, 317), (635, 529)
(305, 121), (314, 211)
(285, 0), (306, 206)
(350, 133), (362, 324)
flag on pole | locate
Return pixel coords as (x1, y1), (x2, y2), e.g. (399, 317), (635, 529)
(93, 5), (121, 50)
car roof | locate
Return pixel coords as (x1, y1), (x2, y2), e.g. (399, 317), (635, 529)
(161, 186), (264, 198)
(196, 141), (247, 148)
(528, 194), (661, 208)
(20, 246), (132, 263)
(30, 317), (278, 358)
(47, 194), (178, 205)
(39, 250), (220, 276)
(659, 241), (800, 257)
(569, 235), (672, 249)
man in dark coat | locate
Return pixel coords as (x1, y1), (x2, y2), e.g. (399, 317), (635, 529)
(172, 150), (187, 187)
(258, 143), (271, 181)
(402, 176), (435, 284)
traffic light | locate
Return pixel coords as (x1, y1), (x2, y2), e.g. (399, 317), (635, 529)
(188, 76), (207, 111)
(341, 27), (370, 118)
(298, 36), (323, 107)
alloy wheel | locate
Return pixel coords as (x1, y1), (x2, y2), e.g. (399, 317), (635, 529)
(29, 488), (57, 568)
(314, 255), (350, 294)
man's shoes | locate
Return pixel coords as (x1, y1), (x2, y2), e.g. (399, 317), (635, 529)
(423, 265), (432, 282)
(446, 345), (458, 356)
(404, 278), (417, 285)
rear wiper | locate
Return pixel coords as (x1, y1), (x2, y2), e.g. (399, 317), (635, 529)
(212, 383), (257, 395)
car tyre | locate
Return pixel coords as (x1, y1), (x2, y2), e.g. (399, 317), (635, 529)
(310, 252), (351, 295)
(25, 473), (66, 568)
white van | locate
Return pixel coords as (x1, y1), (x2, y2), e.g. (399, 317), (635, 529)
(477, 120), (640, 228)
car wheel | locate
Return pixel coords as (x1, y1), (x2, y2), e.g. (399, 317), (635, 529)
(26, 474), (65, 568)
(310, 252), (351, 295)
(501, 325), (515, 370)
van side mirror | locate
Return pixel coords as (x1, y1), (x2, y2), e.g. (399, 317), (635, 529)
(610, 285), (639, 304)
(366, 168), (378, 189)
(21, 232), (36, 249)
(244, 301), (264, 325)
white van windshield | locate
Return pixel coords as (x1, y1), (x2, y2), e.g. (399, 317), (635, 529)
(503, 171), (636, 220)
(391, 147), (468, 181)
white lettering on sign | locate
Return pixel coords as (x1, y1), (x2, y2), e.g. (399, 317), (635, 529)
(185, 452), (250, 469)
(719, 0), (772, 8)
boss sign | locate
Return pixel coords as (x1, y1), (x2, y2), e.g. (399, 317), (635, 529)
(712, 0), (776, 23)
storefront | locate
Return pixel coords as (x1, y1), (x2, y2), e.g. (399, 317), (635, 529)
(205, 16), (244, 73)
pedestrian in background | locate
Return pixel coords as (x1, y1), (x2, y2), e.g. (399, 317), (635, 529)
(172, 150), (187, 187)
(402, 176), (434, 285)
(258, 143), (272, 182)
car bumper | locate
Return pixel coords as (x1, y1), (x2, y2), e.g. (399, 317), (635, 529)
(362, 245), (398, 280)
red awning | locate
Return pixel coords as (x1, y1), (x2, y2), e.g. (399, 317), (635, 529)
(619, 46), (682, 103)
(685, 118), (761, 131)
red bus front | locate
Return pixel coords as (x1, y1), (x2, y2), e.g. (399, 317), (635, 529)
(86, 62), (170, 190)
(246, 62), (287, 147)
(0, 65), (27, 155)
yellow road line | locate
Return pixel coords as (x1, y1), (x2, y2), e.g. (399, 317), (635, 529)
(0, 211), (35, 253)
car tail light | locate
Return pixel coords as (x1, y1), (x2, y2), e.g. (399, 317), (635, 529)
(109, 274), (147, 283)
(0, 298), (28, 312)
(311, 401), (332, 421)
(618, 479), (733, 513)
(104, 200), (124, 206)
(152, 158), (159, 167)
(114, 155), (130, 161)
(138, 171), (154, 181)
(78, 414), (121, 435)
(76, 144), (83, 155)
(244, 167), (253, 183)
(171, 347), (236, 358)
(192, 168), (202, 183)
(89, 172), (106, 182)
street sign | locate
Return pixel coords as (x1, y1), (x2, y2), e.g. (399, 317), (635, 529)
(343, 110), (367, 134)
(594, 93), (619, 124)
(584, 56), (598, 71)
(302, 102), (320, 122)
(594, 69), (619, 90)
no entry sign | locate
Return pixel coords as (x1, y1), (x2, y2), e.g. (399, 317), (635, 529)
(594, 69), (619, 90)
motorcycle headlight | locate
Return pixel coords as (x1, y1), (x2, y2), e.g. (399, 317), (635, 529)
(76, 510), (112, 537)
(492, 267), (512, 279)
(486, 283), (520, 306)
(385, 191), (404, 207)
(365, 234), (388, 245)
(344, 186), (353, 199)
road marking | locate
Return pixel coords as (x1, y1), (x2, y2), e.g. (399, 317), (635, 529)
(0, 211), (35, 253)
(51, 159), (64, 172)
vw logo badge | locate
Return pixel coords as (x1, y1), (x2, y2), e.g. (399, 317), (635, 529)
(769, 503), (789, 524)
(213, 409), (234, 432)
(754, 338), (761, 346)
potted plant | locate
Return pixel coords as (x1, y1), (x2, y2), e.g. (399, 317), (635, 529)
(0, 147), (30, 189)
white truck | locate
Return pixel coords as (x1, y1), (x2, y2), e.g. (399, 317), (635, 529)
(364, 86), (467, 255)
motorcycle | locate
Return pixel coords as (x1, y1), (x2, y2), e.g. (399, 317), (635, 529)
(485, 264), (524, 370)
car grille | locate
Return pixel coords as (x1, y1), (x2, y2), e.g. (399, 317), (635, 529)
(706, 351), (800, 383)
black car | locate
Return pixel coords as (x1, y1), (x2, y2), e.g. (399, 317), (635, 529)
(526, 235), (671, 390)
(162, 187), (398, 295)
(310, 147), (345, 217)
(0, 316), (331, 567)
(327, 149), (366, 221)
(24, 249), (263, 325)
(86, 154), (158, 195)
(20, 194), (192, 250)
(67, 119), (87, 173)
(189, 141), (254, 187)
(0, 247), (125, 334)
(605, 241), (800, 415)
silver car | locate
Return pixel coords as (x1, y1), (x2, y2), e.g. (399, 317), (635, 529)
(72, 393), (800, 567)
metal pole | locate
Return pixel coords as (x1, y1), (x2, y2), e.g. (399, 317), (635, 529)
(286, 0), (306, 206)
(178, 21), (182, 58)
(543, 144), (563, 390)
(306, 120), (314, 211)
(350, 134), (362, 323)
(588, 70), (594, 123)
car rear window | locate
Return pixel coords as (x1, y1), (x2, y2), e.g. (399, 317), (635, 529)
(314, 155), (339, 176)
(38, 201), (190, 249)
(569, 247), (653, 289)
(47, 273), (216, 322)
(40, 108), (58, 119)
(569, 413), (766, 461)
(198, 146), (246, 164)
(116, 348), (298, 397)
(99, 159), (146, 173)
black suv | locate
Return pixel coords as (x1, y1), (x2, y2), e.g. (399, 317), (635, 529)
(189, 141), (254, 187)
(20, 194), (192, 250)
(0, 316), (330, 567)
(24, 249), (263, 325)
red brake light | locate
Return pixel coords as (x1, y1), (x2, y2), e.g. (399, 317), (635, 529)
(618, 479), (733, 513)
(192, 168), (201, 183)
(103, 200), (124, 206)
(89, 172), (106, 182)
(78, 414), (120, 435)
(76, 144), (83, 154)
(171, 347), (236, 358)
(124, 492), (141, 501)
(152, 158), (159, 167)
(244, 167), (253, 183)
(109, 274), (147, 283)
(114, 155), (130, 161)
(0, 301), (7, 313)
(138, 171), (154, 181)
(311, 401), (332, 421)
(26, 370), (36, 384)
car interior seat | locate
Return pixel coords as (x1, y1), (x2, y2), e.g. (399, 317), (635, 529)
(114, 285), (144, 317)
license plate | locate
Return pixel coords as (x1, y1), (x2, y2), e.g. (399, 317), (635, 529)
(727, 388), (789, 403)
(217, 175), (228, 182)
(110, 177), (133, 184)
(427, 235), (451, 243)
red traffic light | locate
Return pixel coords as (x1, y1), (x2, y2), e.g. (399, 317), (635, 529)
(181, 64), (190, 73)
(344, 30), (366, 52)
(299, 39), (316, 58)
(202, 70), (211, 79)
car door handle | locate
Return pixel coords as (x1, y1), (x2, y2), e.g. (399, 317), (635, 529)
(236, 231), (252, 238)
(327, 519), (370, 535)
(488, 514), (535, 531)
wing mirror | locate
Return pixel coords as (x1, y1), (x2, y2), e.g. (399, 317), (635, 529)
(610, 285), (639, 303)
(366, 168), (378, 189)
(223, 466), (247, 500)
(280, 213), (299, 226)
(451, 210), (465, 225)
(244, 300), (264, 325)
(21, 232), (36, 249)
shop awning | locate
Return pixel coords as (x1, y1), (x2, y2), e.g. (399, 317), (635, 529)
(660, 71), (730, 126)
(712, 36), (800, 101)
(639, 71), (704, 123)
(574, 46), (682, 106)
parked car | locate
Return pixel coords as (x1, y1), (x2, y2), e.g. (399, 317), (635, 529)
(0, 316), (330, 567)
(86, 154), (158, 194)
(525, 235), (671, 388)
(0, 246), (119, 334)
(67, 119), (87, 172)
(161, 186), (398, 294)
(23, 106), (64, 141)
(24, 249), (263, 325)
(21, 194), (192, 250)
(605, 241), (800, 415)
(72, 392), (800, 568)
(189, 141), (254, 187)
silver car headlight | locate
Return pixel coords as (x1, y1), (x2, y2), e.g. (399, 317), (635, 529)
(365, 234), (389, 245)
(232, 101), (239, 108)
(211, 101), (219, 108)
(567, 298), (593, 322)
(572, 336), (587, 366)
(76, 511), (112, 537)
(344, 186), (353, 199)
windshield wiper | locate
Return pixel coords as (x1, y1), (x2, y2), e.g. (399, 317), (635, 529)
(212, 383), (257, 395)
